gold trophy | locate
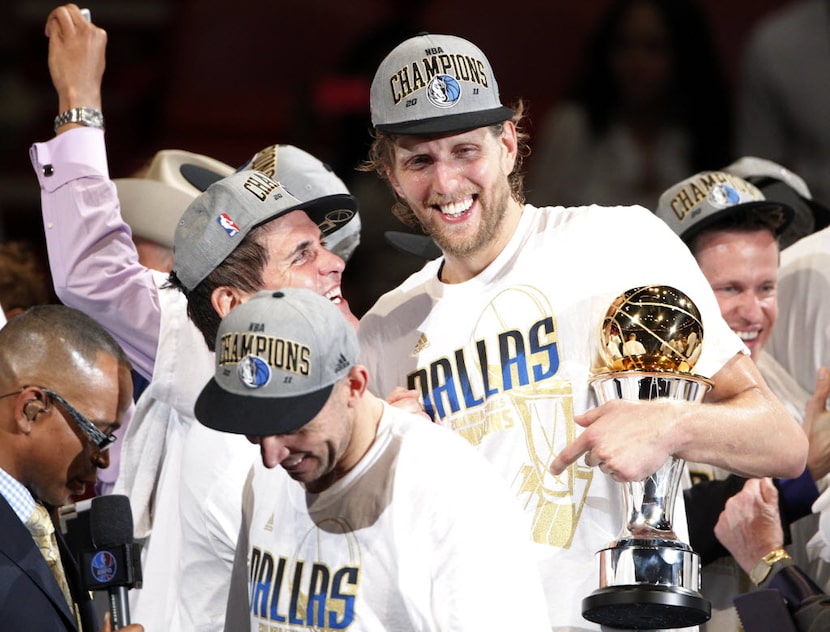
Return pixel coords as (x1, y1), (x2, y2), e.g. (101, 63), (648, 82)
(581, 285), (712, 629)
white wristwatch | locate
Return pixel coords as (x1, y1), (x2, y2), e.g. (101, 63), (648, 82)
(54, 107), (105, 133)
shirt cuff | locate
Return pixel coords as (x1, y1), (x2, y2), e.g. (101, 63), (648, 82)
(767, 562), (825, 610)
(29, 127), (109, 191)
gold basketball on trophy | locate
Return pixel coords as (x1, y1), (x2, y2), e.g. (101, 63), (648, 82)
(599, 285), (704, 373)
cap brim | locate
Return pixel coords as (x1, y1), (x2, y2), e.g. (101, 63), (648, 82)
(252, 193), (359, 238)
(195, 378), (334, 436)
(375, 106), (514, 135)
(807, 197), (830, 232)
(300, 194), (360, 236)
(384, 231), (442, 259)
(751, 177), (830, 242)
(680, 200), (795, 244)
(180, 163), (228, 192)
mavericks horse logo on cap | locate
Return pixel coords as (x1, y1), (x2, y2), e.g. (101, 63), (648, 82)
(708, 184), (741, 209)
(238, 355), (271, 389)
(427, 75), (462, 109)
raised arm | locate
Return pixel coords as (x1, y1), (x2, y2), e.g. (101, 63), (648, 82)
(31, 4), (162, 378)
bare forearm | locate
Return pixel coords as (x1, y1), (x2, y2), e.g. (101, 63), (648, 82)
(675, 357), (807, 478)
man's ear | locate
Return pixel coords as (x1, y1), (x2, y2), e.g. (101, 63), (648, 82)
(346, 365), (369, 403)
(386, 168), (405, 199)
(14, 389), (46, 435)
(210, 285), (249, 319)
(500, 120), (518, 174)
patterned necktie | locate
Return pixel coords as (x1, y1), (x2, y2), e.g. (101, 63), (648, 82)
(25, 503), (75, 610)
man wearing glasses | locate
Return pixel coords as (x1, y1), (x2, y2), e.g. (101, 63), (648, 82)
(0, 305), (141, 631)
(0, 388), (119, 453)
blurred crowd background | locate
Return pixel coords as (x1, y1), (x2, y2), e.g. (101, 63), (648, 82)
(0, 0), (803, 316)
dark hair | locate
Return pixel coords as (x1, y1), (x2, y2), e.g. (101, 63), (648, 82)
(572, 0), (732, 171)
(167, 223), (271, 348)
(686, 206), (788, 255)
(361, 101), (530, 229)
(0, 241), (52, 315)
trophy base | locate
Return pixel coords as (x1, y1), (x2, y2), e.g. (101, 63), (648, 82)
(582, 585), (711, 629)
(582, 540), (710, 629)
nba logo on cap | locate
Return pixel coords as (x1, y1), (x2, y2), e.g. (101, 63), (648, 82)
(217, 213), (240, 237)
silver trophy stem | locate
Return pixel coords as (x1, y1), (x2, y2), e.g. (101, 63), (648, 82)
(582, 371), (712, 629)
(622, 457), (684, 539)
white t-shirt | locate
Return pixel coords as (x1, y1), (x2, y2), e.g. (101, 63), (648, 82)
(767, 225), (830, 396)
(359, 203), (743, 630)
(224, 402), (551, 631)
(114, 278), (255, 632)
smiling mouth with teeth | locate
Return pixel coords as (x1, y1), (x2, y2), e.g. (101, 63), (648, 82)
(734, 330), (760, 341)
(436, 196), (474, 218)
(282, 455), (304, 468)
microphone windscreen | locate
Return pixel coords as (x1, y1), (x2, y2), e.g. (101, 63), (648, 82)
(90, 494), (134, 547)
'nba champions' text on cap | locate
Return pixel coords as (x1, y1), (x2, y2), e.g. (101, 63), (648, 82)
(371, 33), (514, 135)
(656, 170), (794, 244)
(195, 288), (359, 436)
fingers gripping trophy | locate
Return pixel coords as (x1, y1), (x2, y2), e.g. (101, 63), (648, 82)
(582, 285), (712, 630)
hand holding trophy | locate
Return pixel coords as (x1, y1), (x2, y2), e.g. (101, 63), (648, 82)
(582, 285), (712, 629)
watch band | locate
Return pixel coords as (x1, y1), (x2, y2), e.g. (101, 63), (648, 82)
(54, 107), (105, 133)
(749, 548), (792, 586)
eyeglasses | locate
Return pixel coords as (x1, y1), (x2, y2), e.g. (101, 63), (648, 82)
(0, 386), (117, 451)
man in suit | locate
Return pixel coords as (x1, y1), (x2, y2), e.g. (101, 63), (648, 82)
(0, 305), (142, 631)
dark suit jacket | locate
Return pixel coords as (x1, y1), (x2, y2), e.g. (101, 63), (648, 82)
(735, 564), (830, 632)
(0, 495), (99, 631)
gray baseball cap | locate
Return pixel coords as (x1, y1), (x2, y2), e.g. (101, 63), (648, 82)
(655, 170), (794, 245)
(195, 288), (359, 436)
(172, 145), (358, 292)
(114, 149), (235, 249)
(370, 33), (514, 135)
(237, 144), (362, 261)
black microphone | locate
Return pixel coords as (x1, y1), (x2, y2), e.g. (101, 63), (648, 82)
(80, 495), (142, 630)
